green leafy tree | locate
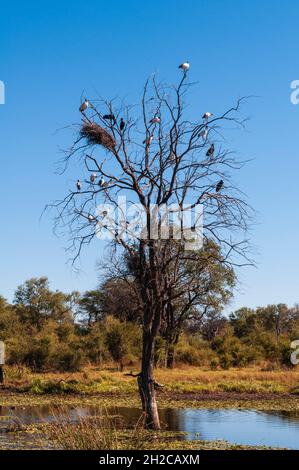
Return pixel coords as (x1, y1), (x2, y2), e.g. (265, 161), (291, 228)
(14, 277), (75, 329)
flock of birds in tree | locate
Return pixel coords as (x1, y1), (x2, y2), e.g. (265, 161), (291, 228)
(76, 62), (224, 196)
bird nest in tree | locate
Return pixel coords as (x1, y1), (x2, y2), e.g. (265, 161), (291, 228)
(81, 122), (115, 150)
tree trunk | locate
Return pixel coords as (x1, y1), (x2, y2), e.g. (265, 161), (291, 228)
(166, 343), (175, 369)
(138, 331), (160, 429)
(0, 366), (4, 384)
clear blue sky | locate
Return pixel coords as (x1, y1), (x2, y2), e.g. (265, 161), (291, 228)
(0, 0), (298, 312)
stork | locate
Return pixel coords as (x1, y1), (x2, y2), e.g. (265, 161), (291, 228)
(79, 99), (89, 113)
(150, 116), (161, 125)
(202, 112), (213, 121)
(178, 61), (190, 72)
(199, 128), (208, 139)
(143, 134), (154, 146)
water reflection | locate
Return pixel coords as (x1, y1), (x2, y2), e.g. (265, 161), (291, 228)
(1, 405), (299, 449)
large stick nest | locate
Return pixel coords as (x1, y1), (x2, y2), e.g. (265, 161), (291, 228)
(81, 122), (116, 150)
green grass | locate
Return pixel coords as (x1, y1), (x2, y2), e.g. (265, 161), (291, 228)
(22, 377), (136, 395)
(3, 365), (299, 400)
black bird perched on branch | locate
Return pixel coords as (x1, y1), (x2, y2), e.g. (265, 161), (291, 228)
(103, 114), (116, 124)
(120, 118), (125, 131)
(206, 144), (215, 157)
(76, 180), (81, 191)
(216, 180), (224, 192)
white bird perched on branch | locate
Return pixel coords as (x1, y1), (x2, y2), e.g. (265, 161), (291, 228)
(90, 173), (96, 183)
(143, 135), (154, 146)
(88, 214), (95, 222)
(79, 99), (89, 113)
(202, 112), (213, 121)
(150, 116), (161, 125)
(178, 61), (190, 72)
(76, 180), (82, 191)
(199, 128), (208, 139)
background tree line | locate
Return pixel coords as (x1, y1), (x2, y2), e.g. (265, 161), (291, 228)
(0, 276), (298, 372)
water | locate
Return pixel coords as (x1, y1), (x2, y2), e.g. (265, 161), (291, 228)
(1, 405), (299, 449)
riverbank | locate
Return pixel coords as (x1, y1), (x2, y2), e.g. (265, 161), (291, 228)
(1, 366), (299, 410)
(1, 365), (298, 450)
(1, 390), (299, 411)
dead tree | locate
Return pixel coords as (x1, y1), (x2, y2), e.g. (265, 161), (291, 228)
(48, 70), (253, 429)
(0, 340), (5, 384)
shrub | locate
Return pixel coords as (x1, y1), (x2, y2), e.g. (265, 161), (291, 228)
(176, 335), (217, 366)
(212, 329), (259, 369)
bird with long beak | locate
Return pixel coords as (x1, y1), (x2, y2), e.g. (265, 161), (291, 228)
(216, 179), (224, 192)
(202, 112), (213, 120)
(76, 180), (82, 191)
(206, 144), (215, 157)
(79, 99), (89, 113)
(90, 173), (96, 183)
(178, 61), (190, 71)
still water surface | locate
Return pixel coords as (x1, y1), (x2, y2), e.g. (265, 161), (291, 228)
(1, 406), (299, 449)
